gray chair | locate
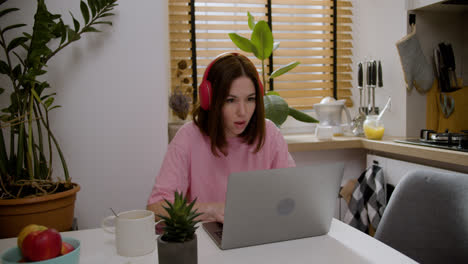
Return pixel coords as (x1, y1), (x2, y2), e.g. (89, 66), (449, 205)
(374, 170), (468, 263)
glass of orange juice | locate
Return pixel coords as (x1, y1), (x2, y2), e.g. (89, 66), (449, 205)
(363, 115), (384, 140)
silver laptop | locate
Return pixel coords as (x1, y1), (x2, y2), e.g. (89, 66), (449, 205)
(202, 162), (344, 250)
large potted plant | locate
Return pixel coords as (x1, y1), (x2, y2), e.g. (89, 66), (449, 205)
(0, 0), (118, 238)
(229, 12), (319, 127)
(157, 191), (202, 264)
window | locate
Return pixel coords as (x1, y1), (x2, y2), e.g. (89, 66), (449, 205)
(169, 0), (353, 118)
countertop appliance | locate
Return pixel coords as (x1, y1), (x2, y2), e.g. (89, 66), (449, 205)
(394, 129), (468, 152)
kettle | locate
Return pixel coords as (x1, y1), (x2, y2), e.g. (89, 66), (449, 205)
(313, 98), (352, 136)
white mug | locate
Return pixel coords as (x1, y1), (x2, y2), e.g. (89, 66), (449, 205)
(101, 209), (156, 257)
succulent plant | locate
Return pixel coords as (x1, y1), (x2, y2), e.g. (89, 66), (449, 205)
(158, 191), (202, 243)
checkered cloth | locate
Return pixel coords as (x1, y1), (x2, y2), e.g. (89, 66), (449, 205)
(344, 164), (386, 233)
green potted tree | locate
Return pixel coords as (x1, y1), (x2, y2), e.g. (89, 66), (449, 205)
(0, 0), (118, 238)
(229, 12), (319, 127)
(157, 191), (202, 264)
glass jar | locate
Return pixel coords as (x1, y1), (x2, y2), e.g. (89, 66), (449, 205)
(363, 115), (385, 140)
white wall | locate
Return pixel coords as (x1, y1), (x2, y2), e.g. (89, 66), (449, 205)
(1, 0), (169, 228)
(350, 0), (407, 137)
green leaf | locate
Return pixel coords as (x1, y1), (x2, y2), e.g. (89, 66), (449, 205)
(12, 64), (21, 79)
(94, 21), (113, 26)
(69, 12), (80, 32)
(58, 20), (67, 44)
(251, 20), (273, 60)
(22, 32), (32, 39)
(247, 12), (255, 30)
(82, 26), (100, 33)
(228, 33), (254, 53)
(0, 8), (19, 18)
(266, 91), (280, 96)
(48, 105), (61, 111)
(264, 94), (289, 127)
(80, 1), (90, 24)
(0, 88), (4, 95)
(270, 61), (300, 79)
(2, 23), (26, 34)
(288, 107), (319, 123)
(67, 28), (81, 41)
(44, 98), (54, 108)
(273, 42), (280, 51)
(99, 13), (115, 18)
(0, 60), (8, 74)
(88, 0), (97, 17)
(7, 36), (28, 52)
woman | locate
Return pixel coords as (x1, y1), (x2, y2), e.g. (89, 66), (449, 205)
(147, 53), (295, 222)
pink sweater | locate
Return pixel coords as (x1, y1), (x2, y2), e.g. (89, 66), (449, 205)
(147, 120), (295, 205)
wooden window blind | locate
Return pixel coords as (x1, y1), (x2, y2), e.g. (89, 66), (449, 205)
(169, 0), (353, 114)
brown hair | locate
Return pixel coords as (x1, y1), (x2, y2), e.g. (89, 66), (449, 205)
(193, 53), (265, 156)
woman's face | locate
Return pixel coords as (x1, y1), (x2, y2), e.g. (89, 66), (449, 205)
(222, 76), (256, 138)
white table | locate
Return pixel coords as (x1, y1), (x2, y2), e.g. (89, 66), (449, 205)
(0, 219), (416, 264)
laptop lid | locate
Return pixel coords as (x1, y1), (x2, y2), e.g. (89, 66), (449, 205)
(215, 163), (344, 250)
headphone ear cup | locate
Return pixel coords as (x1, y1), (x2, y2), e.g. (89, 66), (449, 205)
(199, 80), (211, 110)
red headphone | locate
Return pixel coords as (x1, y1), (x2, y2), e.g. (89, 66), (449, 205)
(199, 52), (264, 110)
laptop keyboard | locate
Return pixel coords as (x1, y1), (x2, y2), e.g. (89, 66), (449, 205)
(215, 230), (223, 239)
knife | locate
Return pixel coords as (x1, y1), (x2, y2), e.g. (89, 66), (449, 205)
(372, 61), (377, 86)
(366, 61), (372, 112)
(358, 62), (363, 113)
(371, 61), (377, 114)
(378, 61), (383, 87)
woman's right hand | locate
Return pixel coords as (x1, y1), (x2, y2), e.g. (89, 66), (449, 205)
(195, 203), (225, 223)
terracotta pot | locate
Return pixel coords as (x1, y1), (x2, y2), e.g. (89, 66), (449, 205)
(157, 234), (197, 264)
(0, 184), (80, 238)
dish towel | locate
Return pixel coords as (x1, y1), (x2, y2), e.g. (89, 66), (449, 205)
(344, 164), (386, 234)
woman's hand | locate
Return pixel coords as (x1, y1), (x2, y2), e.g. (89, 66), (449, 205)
(195, 202), (225, 223)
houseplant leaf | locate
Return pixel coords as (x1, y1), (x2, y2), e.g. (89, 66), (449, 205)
(264, 94), (289, 127)
(0, 8), (19, 18)
(270, 61), (300, 79)
(247, 12), (255, 30)
(273, 42), (280, 51)
(288, 107), (318, 123)
(80, 1), (90, 24)
(229, 33), (254, 53)
(250, 20), (273, 60)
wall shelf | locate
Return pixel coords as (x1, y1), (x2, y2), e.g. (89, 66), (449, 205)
(408, 0), (468, 12)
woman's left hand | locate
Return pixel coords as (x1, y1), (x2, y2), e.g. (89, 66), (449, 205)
(195, 202), (225, 223)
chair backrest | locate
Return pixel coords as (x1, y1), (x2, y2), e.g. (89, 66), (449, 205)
(374, 170), (468, 264)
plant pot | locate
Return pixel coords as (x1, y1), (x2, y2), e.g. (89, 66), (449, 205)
(0, 184), (80, 238)
(157, 234), (197, 264)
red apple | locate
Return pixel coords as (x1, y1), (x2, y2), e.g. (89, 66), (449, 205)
(61, 241), (75, 255)
(21, 228), (62, 261)
(17, 224), (47, 250)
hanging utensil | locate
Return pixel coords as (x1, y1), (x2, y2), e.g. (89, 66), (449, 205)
(358, 62), (363, 113)
(366, 61), (372, 114)
(352, 62), (366, 136)
(372, 61), (378, 114)
(378, 60), (383, 88)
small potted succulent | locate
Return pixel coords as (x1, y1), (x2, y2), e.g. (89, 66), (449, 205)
(157, 191), (202, 264)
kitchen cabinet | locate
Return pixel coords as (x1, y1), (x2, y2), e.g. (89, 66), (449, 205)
(405, 0), (468, 137)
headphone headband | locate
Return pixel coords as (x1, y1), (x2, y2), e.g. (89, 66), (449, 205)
(199, 52), (264, 110)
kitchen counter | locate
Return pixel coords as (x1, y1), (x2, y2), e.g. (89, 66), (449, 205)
(284, 134), (468, 168)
